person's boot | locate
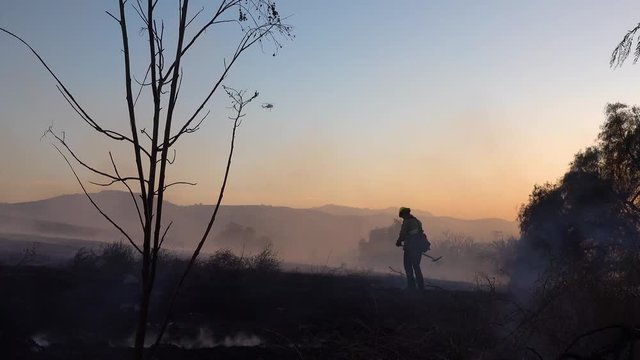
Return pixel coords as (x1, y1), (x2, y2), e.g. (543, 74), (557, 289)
(406, 276), (416, 291)
(416, 273), (424, 291)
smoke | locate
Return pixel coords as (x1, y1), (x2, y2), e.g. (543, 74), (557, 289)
(32, 334), (50, 348)
(359, 222), (516, 286)
(112, 328), (264, 349)
(166, 328), (263, 349)
(0, 191), (518, 270)
(221, 333), (263, 347)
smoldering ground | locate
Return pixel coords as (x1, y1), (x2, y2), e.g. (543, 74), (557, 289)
(0, 247), (508, 359)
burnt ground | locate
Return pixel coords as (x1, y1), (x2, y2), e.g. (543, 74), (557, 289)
(0, 262), (516, 359)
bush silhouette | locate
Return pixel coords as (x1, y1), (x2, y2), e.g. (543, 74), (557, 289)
(71, 242), (137, 274)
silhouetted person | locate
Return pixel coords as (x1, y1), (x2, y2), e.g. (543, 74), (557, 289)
(395, 207), (426, 290)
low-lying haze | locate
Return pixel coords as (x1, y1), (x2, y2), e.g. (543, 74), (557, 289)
(0, 191), (518, 268)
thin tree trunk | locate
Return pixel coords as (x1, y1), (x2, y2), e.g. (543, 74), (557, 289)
(133, 276), (151, 359)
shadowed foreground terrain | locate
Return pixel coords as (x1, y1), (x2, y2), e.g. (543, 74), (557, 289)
(1, 248), (511, 360)
(4, 241), (639, 359)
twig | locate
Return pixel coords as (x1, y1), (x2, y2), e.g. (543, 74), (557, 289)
(388, 266), (405, 277)
(53, 145), (142, 254)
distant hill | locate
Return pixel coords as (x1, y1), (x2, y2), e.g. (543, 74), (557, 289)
(0, 191), (519, 265)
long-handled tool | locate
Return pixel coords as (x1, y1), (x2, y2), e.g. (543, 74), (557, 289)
(422, 253), (442, 262)
(397, 239), (442, 262)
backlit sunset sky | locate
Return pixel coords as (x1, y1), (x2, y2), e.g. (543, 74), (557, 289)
(1, 1), (640, 220)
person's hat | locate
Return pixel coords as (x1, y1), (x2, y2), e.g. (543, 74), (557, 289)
(398, 207), (411, 217)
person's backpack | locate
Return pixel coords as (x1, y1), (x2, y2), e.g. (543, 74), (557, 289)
(413, 216), (431, 252)
(419, 232), (431, 252)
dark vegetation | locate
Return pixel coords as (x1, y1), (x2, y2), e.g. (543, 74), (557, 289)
(2, 243), (511, 360)
(506, 103), (640, 359)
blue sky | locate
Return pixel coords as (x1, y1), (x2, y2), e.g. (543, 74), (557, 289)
(1, 0), (640, 219)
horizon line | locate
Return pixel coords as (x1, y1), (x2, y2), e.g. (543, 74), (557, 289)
(0, 190), (517, 223)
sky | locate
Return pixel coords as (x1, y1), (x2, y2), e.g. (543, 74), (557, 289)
(1, 0), (640, 220)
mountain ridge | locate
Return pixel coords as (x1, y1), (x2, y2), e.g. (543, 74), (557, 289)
(1, 190), (510, 222)
(0, 191), (519, 264)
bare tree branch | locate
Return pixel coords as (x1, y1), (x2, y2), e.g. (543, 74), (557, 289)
(160, 0), (235, 83)
(89, 177), (143, 187)
(131, 0), (165, 355)
(159, 221), (173, 249)
(154, 181), (197, 195)
(148, 1), (192, 320)
(134, 64), (152, 108)
(133, 0), (149, 26)
(105, 11), (120, 23)
(117, 0), (151, 212)
(52, 144), (142, 254)
(163, 110), (209, 144)
(173, 67), (184, 105)
(156, 148), (177, 164)
(151, 86), (258, 351)
(164, 23), (285, 149)
(109, 152), (145, 231)
(167, 148), (177, 165)
(0, 27), (148, 148)
(186, 6), (205, 29)
(47, 129), (122, 181)
(141, 128), (153, 142)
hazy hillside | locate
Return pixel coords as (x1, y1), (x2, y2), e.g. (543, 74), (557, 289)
(0, 232), (108, 265)
(0, 191), (518, 264)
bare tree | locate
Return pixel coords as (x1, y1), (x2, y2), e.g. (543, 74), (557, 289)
(1, 1), (291, 358)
